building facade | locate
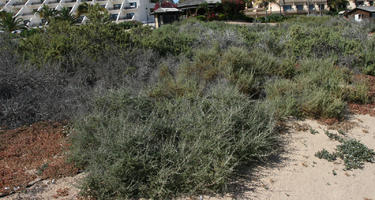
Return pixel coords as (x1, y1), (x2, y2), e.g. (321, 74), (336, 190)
(345, 6), (375, 21)
(0, 0), (154, 26)
(246, 0), (374, 16)
(247, 0), (330, 16)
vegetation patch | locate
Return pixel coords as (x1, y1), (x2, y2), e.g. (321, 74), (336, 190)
(1, 13), (375, 199)
(70, 86), (277, 199)
(315, 132), (375, 170)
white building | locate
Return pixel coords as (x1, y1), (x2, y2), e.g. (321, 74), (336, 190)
(247, 0), (330, 16)
(0, 0), (155, 26)
(247, 0), (373, 16)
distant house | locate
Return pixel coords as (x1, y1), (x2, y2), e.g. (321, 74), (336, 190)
(345, 6), (375, 21)
(151, 0), (180, 28)
(177, 0), (221, 17)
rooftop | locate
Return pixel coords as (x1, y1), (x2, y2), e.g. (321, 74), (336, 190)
(357, 6), (375, 12)
(153, 7), (180, 13)
(178, 0), (221, 8)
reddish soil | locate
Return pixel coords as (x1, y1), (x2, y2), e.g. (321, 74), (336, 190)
(0, 122), (78, 196)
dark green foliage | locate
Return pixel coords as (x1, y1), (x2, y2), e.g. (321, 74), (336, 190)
(70, 86), (277, 199)
(257, 14), (291, 23)
(0, 11), (26, 32)
(309, 127), (319, 135)
(337, 139), (375, 170)
(316, 134), (375, 170)
(324, 130), (345, 143)
(315, 149), (337, 161)
(338, 129), (346, 135)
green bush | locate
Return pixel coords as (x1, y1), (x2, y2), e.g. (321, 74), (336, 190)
(70, 85), (277, 199)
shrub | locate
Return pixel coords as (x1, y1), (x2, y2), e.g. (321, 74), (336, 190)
(70, 85), (277, 199)
(0, 65), (87, 129)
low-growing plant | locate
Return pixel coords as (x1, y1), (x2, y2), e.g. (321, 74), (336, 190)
(324, 130), (345, 142)
(337, 139), (375, 170)
(316, 135), (375, 170)
(70, 85), (277, 199)
(309, 127), (319, 135)
(315, 149), (337, 161)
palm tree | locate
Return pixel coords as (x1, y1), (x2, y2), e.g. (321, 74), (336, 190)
(0, 11), (26, 32)
(77, 3), (110, 23)
(37, 4), (58, 24)
(56, 7), (78, 23)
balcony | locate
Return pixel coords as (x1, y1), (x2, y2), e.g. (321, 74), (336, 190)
(118, 13), (134, 20)
(22, 11), (34, 15)
(123, 2), (136, 9)
(47, 0), (60, 3)
(12, 1), (25, 6)
(108, 4), (120, 10)
(109, 13), (117, 20)
(30, 0), (43, 4)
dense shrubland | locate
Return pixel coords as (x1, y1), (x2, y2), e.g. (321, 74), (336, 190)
(1, 16), (375, 199)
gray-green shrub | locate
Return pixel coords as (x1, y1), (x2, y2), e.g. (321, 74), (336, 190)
(70, 85), (277, 199)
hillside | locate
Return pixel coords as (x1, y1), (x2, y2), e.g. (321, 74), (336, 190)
(1, 15), (375, 199)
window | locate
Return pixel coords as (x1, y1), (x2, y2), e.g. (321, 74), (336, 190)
(126, 12), (134, 19)
(283, 5), (292, 11)
(113, 4), (121, 9)
(296, 4), (303, 11)
(309, 4), (314, 11)
(356, 1), (364, 6)
(129, 2), (136, 8)
(110, 14), (118, 20)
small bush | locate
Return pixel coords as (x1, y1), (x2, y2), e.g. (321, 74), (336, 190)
(0, 65), (87, 129)
(70, 85), (277, 199)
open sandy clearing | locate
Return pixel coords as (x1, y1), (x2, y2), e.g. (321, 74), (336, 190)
(243, 114), (375, 200)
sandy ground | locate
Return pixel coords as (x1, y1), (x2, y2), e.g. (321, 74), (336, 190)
(2, 114), (375, 200)
(192, 114), (375, 200)
(245, 114), (375, 200)
(2, 173), (85, 200)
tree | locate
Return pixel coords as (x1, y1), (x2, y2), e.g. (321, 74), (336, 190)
(56, 7), (78, 24)
(77, 3), (110, 23)
(0, 11), (26, 32)
(37, 4), (58, 24)
(328, 0), (348, 12)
